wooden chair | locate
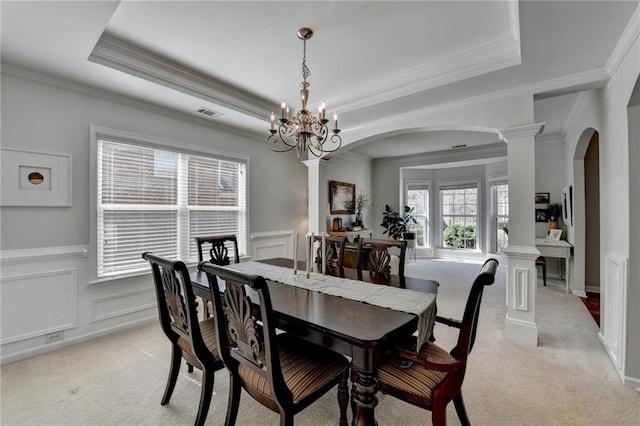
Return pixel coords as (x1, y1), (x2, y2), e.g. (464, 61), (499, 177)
(312, 234), (346, 269)
(195, 234), (240, 265)
(195, 234), (240, 319)
(373, 258), (499, 426)
(536, 256), (547, 286)
(142, 252), (224, 426)
(356, 238), (407, 279)
(199, 262), (350, 426)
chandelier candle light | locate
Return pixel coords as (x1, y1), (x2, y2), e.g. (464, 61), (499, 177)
(268, 27), (342, 158)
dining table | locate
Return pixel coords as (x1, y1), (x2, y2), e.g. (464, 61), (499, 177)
(190, 258), (439, 426)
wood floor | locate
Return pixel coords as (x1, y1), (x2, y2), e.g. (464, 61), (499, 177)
(581, 292), (600, 327)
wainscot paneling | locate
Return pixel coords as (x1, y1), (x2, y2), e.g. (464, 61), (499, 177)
(91, 288), (156, 322)
(0, 245), (155, 365)
(1, 268), (78, 344)
(250, 230), (293, 261)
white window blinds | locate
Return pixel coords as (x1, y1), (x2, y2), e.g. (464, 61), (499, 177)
(97, 138), (246, 278)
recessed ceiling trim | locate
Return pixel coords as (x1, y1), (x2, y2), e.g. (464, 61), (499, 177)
(1, 64), (262, 141)
(343, 67), (610, 145)
(323, 35), (522, 113)
(88, 33), (274, 120)
(604, 3), (640, 74)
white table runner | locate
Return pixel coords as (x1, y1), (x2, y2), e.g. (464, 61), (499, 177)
(225, 261), (436, 351)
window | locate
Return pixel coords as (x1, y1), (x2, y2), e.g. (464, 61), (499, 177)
(491, 180), (509, 252)
(406, 182), (430, 248)
(439, 181), (478, 249)
(96, 137), (246, 278)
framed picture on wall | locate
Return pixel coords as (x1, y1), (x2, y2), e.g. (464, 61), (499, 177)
(535, 209), (548, 222)
(535, 192), (550, 204)
(0, 148), (72, 207)
(329, 180), (355, 214)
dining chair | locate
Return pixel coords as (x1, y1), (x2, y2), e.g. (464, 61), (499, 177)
(356, 238), (408, 278)
(195, 234), (240, 265)
(142, 252), (224, 426)
(199, 262), (350, 426)
(312, 234), (346, 269)
(536, 256), (547, 286)
(195, 234), (240, 319)
(373, 258), (499, 426)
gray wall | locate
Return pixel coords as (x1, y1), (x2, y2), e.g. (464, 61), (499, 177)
(1, 73), (307, 250)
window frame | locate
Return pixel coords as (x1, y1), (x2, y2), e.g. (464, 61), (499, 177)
(405, 180), (431, 249)
(438, 179), (480, 251)
(89, 125), (249, 282)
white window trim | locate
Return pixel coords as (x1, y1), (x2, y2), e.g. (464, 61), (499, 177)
(437, 178), (481, 251)
(89, 125), (250, 283)
(405, 179), (431, 249)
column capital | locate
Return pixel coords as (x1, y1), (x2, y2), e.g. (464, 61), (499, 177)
(500, 123), (545, 141)
(302, 158), (330, 169)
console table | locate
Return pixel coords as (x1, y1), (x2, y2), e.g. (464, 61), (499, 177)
(327, 228), (372, 238)
(536, 238), (573, 293)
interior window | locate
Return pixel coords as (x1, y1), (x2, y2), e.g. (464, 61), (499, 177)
(96, 138), (246, 278)
(439, 182), (478, 250)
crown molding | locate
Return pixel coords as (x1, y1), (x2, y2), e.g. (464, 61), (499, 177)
(1, 65), (262, 142)
(501, 123), (545, 140)
(605, 3), (640, 75)
(88, 33), (275, 120)
(325, 35), (521, 113)
(344, 67), (609, 143)
(374, 142), (507, 167)
(536, 132), (565, 146)
(331, 150), (373, 164)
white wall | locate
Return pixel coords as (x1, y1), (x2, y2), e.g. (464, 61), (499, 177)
(560, 26), (639, 385)
(0, 72), (307, 363)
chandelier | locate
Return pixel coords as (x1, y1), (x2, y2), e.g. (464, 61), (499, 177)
(268, 27), (342, 158)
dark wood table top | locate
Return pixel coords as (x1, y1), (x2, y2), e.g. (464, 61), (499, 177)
(190, 257), (438, 350)
(190, 257), (439, 426)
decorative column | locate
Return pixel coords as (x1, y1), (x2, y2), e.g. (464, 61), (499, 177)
(302, 158), (329, 234)
(501, 123), (544, 347)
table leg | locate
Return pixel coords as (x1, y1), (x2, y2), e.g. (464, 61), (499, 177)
(352, 369), (378, 426)
(565, 255), (570, 294)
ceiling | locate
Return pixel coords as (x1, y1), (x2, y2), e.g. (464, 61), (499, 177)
(2, 1), (637, 160)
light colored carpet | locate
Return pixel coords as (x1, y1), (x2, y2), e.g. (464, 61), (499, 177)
(2, 258), (639, 425)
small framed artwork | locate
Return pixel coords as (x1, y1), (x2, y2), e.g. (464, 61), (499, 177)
(535, 192), (550, 204)
(535, 209), (548, 222)
(548, 229), (563, 241)
(1, 148), (72, 206)
(329, 180), (355, 214)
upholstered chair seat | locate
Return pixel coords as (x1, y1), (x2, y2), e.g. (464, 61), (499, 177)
(176, 317), (220, 366)
(237, 334), (350, 409)
(376, 341), (452, 409)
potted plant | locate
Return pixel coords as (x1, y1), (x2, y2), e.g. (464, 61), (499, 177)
(381, 204), (417, 240)
(546, 202), (562, 229)
(354, 190), (371, 226)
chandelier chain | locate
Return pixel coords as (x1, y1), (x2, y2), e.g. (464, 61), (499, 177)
(301, 38), (310, 82)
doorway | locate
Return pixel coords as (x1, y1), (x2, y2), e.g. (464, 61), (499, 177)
(584, 132), (600, 293)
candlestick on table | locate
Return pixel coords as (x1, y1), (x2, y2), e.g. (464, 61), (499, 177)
(306, 233), (312, 278)
(293, 232), (298, 274)
(321, 233), (326, 276)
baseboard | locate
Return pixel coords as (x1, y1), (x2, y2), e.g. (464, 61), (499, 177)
(0, 316), (156, 366)
(585, 285), (600, 294)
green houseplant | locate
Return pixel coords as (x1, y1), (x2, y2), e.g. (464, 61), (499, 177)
(354, 190), (372, 226)
(381, 204), (417, 240)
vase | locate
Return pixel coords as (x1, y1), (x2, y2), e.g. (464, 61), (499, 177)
(547, 221), (559, 236)
(355, 212), (363, 226)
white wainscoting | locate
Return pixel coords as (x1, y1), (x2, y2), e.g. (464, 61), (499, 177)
(0, 245), (156, 365)
(250, 229), (294, 261)
(599, 254), (628, 377)
(1, 268), (78, 344)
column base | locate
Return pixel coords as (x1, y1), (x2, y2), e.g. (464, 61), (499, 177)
(505, 314), (538, 346)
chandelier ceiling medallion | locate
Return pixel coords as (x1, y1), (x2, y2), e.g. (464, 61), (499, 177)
(268, 27), (342, 158)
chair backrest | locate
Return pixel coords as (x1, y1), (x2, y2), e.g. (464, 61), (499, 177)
(451, 258), (499, 360)
(199, 262), (292, 404)
(195, 234), (240, 265)
(356, 238), (407, 278)
(142, 252), (212, 365)
(312, 235), (346, 269)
